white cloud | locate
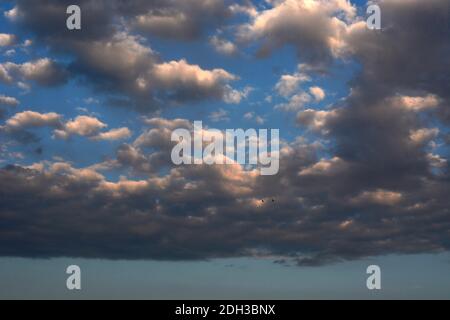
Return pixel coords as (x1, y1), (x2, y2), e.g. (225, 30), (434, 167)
(93, 127), (132, 141)
(276, 92), (312, 112)
(244, 112), (265, 124)
(309, 86), (326, 102)
(152, 59), (236, 91)
(297, 109), (338, 132)
(275, 71), (310, 98)
(0, 95), (19, 107)
(224, 86), (253, 104)
(54, 116), (107, 139)
(0, 33), (16, 47)
(4, 111), (62, 130)
(238, 0), (356, 62)
(210, 36), (238, 56)
(0, 58), (67, 86)
(209, 109), (230, 122)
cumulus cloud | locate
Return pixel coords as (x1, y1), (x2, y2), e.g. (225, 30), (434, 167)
(132, 0), (231, 40)
(3, 111), (62, 130)
(276, 92), (312, 112)
(4, 0), (242, 111)
(351, 189), (403, 206)
(297, 109), (339, 133)
(2, 112), (131, 143)
(57, 31), (238, 110)
(223, 86), (253, 104)
(0, 58), (68, 87)
(151, 59), (237, 102)
(237, 0), (356, 66)
(0, 95), (19, 107)
(1, 0), (450, 267)
(275, 67), (311, 98)
(209, 109), (230, 122)
(210, 36), (238, 56)
(0, 33), (17, 47)
(309, 86), (326, 102)
(274, 65), (327, 112)
(244, 112), (265, 124)
(53, 116), (107, 140)
(94, 128), (132, 141)
(1, 130), (449, 265)
(392, 95), (440, 112)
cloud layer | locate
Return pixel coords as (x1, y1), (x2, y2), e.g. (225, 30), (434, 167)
(0, 0), (449, 266)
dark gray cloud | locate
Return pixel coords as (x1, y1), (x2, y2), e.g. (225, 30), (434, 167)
(1, 110), (450, 265)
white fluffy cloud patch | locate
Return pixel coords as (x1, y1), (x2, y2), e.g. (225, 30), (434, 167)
(3, 111), (62, 130)
(0, 33), (17, 47)
(0, 58), (67, 87)
(54, 116), (107, 140)
(0, 95), (19, 107)
(309, 86), (326, 102)
(2, 112), (131, 142)
(237, 0), (356, 64)
(93, 128), (132, 141)
(152, 59), (236, 91)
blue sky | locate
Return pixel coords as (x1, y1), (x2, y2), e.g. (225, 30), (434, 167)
(1, 0), (450, 299)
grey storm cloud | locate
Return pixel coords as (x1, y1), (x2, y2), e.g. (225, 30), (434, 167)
(0, 0), (450, 266)
(0, 131), (449, 265)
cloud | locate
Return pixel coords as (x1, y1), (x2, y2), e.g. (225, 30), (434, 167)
(53, 116), (107, 139)
(2, 112), (131, 143)
(297, 109), (338, 132)
(274, 65), (327, 112)
(0, 95), (19, 107)
(132, 0), (231, 40)
(3, 111), (62, 130)
(49, 31), (237, 110)
(210, 36), (238, 56)
(244, 112), (265, 124)
(1, 0), (450, 267)
(151, 59), (238, 103)
(409, 128), (439, 145)
(0, 132), (449, 265)
(0, 33), (17, 47)
(93, 128), (132, 141)
(237, 0), (356, 66)
(309, 86), (326, 102)
(275, 67), (310, 98)
(351, 189), (403, 206)
(276, 92), (312, 112)
(223, 86), (253, 104)
(392, 95), (440, 112)
(209, 109), (230, 122)
(0, 58), (68, 87)
(5, 0), (242, 111)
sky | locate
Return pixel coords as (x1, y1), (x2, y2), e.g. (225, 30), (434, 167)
(0, 0), (449, 299)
